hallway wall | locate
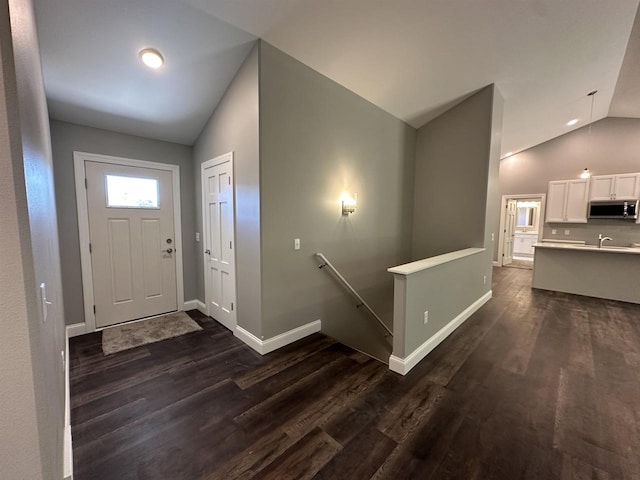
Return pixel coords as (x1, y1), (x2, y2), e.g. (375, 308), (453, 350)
(0, 0), (65, 477)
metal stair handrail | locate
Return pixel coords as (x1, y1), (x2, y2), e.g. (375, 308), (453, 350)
(315, 253), (393, 337)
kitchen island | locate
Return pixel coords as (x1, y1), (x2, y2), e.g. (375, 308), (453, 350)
(532, 242), (640, 304)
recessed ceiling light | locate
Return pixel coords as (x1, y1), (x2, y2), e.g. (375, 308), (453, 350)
(139, 48), (164, 69)
(567, 119), (578, 126)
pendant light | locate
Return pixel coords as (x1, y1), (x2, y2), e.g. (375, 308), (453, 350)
(581, 90), (597, 179)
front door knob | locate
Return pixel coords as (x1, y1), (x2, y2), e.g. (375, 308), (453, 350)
(162, 248), (173, 254)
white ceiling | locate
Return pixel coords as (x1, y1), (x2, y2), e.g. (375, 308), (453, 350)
(35, 0), (640, 153)
(34, 0), (256, 145)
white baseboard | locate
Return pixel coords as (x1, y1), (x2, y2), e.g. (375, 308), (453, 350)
(64, 425), (73, 480)
(234, 326), (263, 353)
(64, 327), (73, 480)
(389, 290), (492, 375)
(492, 260), (501, 267)
(66, 322), (86, 338)
(235, 320), (322, 355)
(183, 299), (207, 315)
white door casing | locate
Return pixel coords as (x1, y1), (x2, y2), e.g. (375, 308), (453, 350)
(496, 194), (546, 267)
(503, 199), (517, 265)
(202, 153), (237, 331)
(74, 152), (184, 333)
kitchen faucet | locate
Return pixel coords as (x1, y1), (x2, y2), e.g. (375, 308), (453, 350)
(598, 233), (613, 248)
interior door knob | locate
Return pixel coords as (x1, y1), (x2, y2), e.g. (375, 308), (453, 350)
(205, 249), (211, 255)
(163, 248), (173, 254)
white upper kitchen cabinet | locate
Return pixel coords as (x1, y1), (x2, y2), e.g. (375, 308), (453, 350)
(546, 181), (569, 222)
(589, 175), (615, 201)
(589, 173), (640, 201)
(614, 173), (640, 199)
(546, 179), (589, 223)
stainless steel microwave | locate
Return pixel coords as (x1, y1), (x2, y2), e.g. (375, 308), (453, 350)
(588, 200), (638, 220)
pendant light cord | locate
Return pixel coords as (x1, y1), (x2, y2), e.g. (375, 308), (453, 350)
(588, 90), (597, 137)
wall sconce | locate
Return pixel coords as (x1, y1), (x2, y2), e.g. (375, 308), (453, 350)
(580, 168), (591, 179)
(341, 193), (357, 216)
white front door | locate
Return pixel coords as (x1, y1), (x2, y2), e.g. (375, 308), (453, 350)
(85, 161), (177, 328)
(503, 199), (517, 265)
(202, 153), (236, 331)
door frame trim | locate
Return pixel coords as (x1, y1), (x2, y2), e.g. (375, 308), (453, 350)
(496, 193), (546, 267)
(201, 152), (237, 330)
(74, 151), (185, 333)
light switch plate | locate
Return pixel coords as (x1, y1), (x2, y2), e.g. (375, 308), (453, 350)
(294, 238), (301, 250)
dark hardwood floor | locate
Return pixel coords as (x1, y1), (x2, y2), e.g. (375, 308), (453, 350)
(69, 267), (640, 479)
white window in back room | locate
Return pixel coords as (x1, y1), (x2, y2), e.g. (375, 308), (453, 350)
(106, 175), (159, 208)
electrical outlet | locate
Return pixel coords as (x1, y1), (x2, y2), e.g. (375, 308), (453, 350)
(564, 229), (570, 235)
(195, 232), (200, 242)
(552, 229), (557, 235)
(483, 275), (487, 285)
(294, 238), (301, 250)
(424, 310), (429, 324)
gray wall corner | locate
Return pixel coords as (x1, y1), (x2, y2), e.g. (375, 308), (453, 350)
(258, 42), (416, 345)
(194, 43), (262, 338)
(486, 84), (504, 263)
(412, 85), (497, 261)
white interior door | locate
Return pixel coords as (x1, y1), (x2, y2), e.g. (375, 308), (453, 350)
(503, 199), (517, 265)
(202, 153), (236, 331)
(85, 161), (177, 328)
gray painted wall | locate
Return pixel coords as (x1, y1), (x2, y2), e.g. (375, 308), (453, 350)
(49, 120), (196, 326)
(498, 117), (640, 259)
(259, 42), (416, 348)
(412, 86), (497, 260)
(193, 43), (262, 337)
(395, 85), (502, 359)
(1, 0), (65, 477)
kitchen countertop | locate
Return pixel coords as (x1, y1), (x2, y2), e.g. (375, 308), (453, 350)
(533, 242), (640, 255)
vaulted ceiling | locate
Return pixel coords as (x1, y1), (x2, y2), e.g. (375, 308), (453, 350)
(34, 0), (640, 154)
